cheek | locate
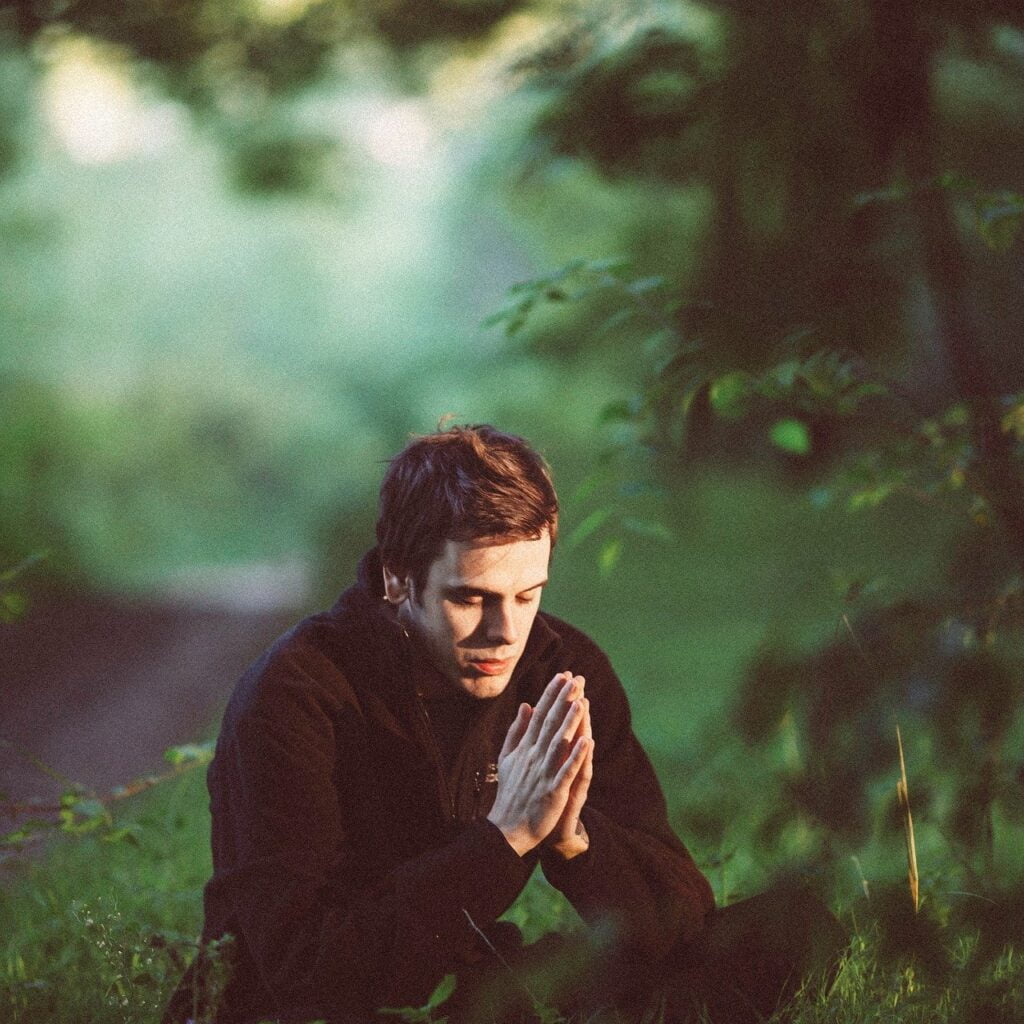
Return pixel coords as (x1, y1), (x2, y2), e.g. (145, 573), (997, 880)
(444, 608), (480, 644)
(517, 604), (540, 635)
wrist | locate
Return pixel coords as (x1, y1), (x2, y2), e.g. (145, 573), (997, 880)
(546, 820), (590, 861)
(487, 816), (537, 858)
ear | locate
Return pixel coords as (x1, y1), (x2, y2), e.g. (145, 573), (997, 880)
(382, 565), (411, 606)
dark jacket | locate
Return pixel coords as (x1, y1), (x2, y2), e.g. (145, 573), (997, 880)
(197, 549), (714, 1023)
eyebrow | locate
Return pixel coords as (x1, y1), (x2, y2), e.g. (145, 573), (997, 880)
(445, 580), (548, 599)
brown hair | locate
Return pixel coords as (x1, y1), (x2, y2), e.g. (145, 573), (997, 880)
(376, 424), (558, 592)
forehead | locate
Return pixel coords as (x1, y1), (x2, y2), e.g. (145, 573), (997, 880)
(427, 534), (551, 591)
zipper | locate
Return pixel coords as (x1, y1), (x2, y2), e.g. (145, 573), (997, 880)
(414, 689), (457, 825)
(472, 762), (499, 821)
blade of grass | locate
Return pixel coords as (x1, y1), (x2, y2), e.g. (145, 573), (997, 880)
(896, 725), (920, 913)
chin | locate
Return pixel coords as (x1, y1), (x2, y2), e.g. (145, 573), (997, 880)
(459, 674), (512, 699)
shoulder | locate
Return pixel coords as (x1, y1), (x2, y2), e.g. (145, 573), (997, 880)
(221, 610), (360, 736)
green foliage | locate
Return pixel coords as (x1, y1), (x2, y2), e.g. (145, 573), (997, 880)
(1, 765), (212, 1024)
(484, 257), (658, 341)
(785, 923), (1024, 1024)
(526, 24), (721, 184)
(2, 741), (213, 852)
(0, 371), (350, 584)
(4, 0), (1024, 1020)
(0, 0), (356, 196)
(379, 974), (456, 1023)
(489, 175), (1024, 989)
(164, 741), (216, 768)
(769, 419), (811, 455)
(858, 176), (1024, 255)
(372, 0), (519, 50)
(0, 552), (45, 623)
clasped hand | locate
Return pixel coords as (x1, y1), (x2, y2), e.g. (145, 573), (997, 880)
(486, 672), (593, 859)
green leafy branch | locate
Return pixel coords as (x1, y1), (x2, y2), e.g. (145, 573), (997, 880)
(484, 256), (675, 341)
(856, 173), (1024, 253)
(378, 974), (456, 1024)
(0, 741), (215, 850)
(489, 256), (1023, 535)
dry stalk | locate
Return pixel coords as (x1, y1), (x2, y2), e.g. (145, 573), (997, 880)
(896, 725), (920, 912)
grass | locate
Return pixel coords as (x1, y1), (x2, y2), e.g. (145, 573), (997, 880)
(3, 472), (1021, 1022)
(1, 767), (209, 1022)
(4, 787), (1023, 1024)
(790, 929), (1024, 1024)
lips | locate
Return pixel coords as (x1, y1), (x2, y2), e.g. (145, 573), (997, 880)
(469, 659), (511, 676)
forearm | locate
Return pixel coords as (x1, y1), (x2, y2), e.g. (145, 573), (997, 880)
(224, 820), (533, 1016)
(540, 806), (714, 958)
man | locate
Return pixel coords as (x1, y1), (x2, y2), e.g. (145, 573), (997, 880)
(167, 424), (844, 1024)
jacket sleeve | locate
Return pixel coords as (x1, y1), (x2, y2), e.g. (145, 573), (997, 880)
(539, 644), (714, 961)
(205, 642), (533, 1019)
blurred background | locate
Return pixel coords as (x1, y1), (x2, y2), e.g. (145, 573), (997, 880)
(3, 0), (1024, 902)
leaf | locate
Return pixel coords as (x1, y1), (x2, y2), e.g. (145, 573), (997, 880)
(598, 537), (622, 577)
(0, 591), (27, 623)
(103, 825), (142, 846)
(480, 309), (510, 328)
(853, 183), (909, 208)
(585, 256), (630, 274)
(599, 400), (636, 424)
(164, 741), (215, 766)
(531, 998), (568, 1024)
(0, 551), (47, 584)
(377, 1004), (422, 1019)
(566, 508), (612, 550)
(597, 307), (635, 335)
(975, 192), (1024, 252)
(2, 825), (37, 845)
(625, 275), (665, 295)
(768, 419), (810, 455)
(1002, 400), (1024, 439)
(71, 798), (106, 820)
(768, 359), (800, 393)
(709, 372), (750, 417)
(620, 516), (673, 542)
(849, 485), (894, 510)
(425, 973), (456, 1011)
(644, 329), (690, 360)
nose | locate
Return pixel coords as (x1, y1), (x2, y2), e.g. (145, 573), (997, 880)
(484, 600), (518, 647)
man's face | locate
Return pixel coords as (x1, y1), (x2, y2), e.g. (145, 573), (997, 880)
(391, 532), (551, 699)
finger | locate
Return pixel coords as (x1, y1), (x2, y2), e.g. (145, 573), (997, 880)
(552, 736), (591, 792)
(537, 686), (581, 752)
(580, 697), (592, 742)
(526, 673), (573, 746)
(553, 698), (588, 769)
(543, 698), (585, 765)
(499, 703), (532, 761)
(559, 747), (593, 835)
(561, 695), (589, 750)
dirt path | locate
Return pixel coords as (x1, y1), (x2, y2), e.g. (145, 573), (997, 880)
(1, 583), (301, 806)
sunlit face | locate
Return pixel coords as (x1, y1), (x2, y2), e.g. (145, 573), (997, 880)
(384, 533), (551, 699)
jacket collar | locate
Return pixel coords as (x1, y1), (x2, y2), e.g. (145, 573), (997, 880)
(331, 547), (563, 696)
